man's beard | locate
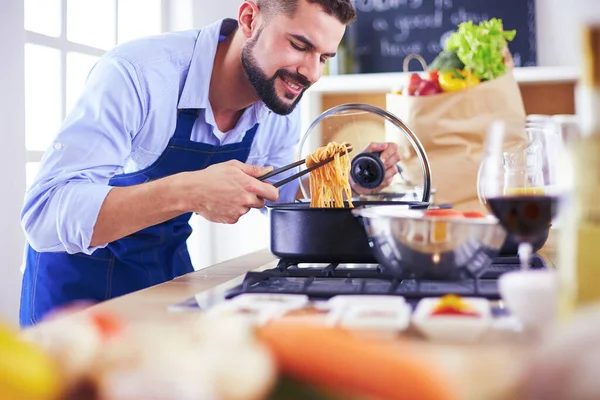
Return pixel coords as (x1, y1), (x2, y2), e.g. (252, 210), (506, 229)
(241, 32), (311, 115)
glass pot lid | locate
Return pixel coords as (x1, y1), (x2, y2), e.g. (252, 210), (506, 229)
(298, 103), (432, 203)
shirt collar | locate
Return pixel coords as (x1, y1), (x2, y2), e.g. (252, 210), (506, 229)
(177, 18), (270, 125)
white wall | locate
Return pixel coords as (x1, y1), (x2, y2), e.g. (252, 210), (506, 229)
(538, 0), (600, 67)
(535, 0), (579, 67)
(0, 0), (27, 326)
(191, 0), (241, 27)
(168, 0), (195, 31)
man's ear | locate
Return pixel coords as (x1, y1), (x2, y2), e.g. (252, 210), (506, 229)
(238, 1), (261, 39)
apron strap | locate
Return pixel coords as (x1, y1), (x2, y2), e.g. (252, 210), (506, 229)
(241, 123), (259, 145)
(173, 109), (200, 139)
(174, 109), (259, 145)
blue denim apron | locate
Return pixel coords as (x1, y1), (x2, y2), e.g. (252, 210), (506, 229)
(20, 109), (259, 327)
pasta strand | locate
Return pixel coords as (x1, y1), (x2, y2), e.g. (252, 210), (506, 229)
(306, 142), (354, 208)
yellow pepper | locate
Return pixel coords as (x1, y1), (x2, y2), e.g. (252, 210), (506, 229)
(438, 71), (467, 92)
(459, 69), (481, 87)
(439, 70), (481, 92)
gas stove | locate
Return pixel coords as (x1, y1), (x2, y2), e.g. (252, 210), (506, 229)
(223, 255), (547, 302)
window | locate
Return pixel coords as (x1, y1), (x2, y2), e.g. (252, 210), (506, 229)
(24, 0), (165, 188)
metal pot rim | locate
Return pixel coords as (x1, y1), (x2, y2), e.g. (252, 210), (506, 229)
(352, 206), (500, 225)
(266, 200), (430, 211)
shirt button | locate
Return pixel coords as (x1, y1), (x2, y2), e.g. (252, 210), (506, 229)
(53, 142), (63, 150)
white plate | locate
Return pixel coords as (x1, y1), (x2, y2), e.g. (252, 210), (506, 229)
(412, 297), (492, 343)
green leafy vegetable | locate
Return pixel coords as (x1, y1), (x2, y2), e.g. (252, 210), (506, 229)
(268, 375), (367, 400)
(428, 51), (465, 73)
(444, 18), (516, 81)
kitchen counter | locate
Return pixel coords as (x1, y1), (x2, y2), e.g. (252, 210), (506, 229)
(55, 234), (558, 400)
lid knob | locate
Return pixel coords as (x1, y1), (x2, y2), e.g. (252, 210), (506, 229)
(350, 152), (385, 189)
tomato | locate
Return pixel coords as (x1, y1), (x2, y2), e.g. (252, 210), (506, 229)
(426, 70), (440, 82)
(462, 211), (486, 218)
(406, 73), (423, 96)
(414, 80), (442, 96)
(424, 209), (463, 218)
(430, 307), (480, 317)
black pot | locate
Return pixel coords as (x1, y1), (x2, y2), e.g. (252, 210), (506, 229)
(268, 201), (429, 263)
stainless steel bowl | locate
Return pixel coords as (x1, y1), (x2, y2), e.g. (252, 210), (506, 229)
(353, 206), (508, 280)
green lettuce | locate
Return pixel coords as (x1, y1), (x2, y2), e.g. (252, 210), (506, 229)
(444, 18), (516, 81)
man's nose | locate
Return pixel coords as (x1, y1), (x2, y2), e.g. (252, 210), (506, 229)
(297, 54), (321, 85)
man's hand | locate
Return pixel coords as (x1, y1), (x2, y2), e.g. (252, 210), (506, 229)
(350, 142), (401, 195)
(179, 160), (279, 224)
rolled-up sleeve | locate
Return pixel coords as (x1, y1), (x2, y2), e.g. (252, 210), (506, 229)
(21, 54), (147, 254)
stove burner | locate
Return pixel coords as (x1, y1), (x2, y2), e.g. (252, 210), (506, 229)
(224, 255), (547, 301)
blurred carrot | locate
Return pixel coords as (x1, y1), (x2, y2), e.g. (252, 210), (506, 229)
(257, 320), (458, 400)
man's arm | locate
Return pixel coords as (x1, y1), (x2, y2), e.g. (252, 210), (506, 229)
(89, 161), (277, 247)
(21, 53), (280, 254)
(21, 54), (146, 254)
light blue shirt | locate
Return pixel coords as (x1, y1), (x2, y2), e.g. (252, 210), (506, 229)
(21, 18), (302, 255)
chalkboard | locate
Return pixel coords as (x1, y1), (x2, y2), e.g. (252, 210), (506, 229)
(344, 0), (537, 74)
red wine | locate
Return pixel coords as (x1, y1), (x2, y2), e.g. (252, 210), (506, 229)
(487, 195), (559, 242)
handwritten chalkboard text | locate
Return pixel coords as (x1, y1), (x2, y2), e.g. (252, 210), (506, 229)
(345, 0), (537, 73)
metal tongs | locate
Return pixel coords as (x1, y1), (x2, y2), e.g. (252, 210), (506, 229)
(258, 143), (353, 188)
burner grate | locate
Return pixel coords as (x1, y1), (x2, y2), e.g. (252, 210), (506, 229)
(225, 255), (547, 301)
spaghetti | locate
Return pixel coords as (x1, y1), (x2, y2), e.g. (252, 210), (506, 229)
(306, 142), (354, 208)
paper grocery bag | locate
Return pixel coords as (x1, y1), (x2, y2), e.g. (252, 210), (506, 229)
(386, 70), (527, 212)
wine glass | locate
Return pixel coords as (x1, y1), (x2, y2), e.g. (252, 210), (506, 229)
(478, 119), (562, 270)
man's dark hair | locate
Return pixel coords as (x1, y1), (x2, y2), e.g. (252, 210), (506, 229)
(256, 0), (356, 25)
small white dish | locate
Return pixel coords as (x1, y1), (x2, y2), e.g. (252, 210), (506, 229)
(498, 269), (557, 332)
(412, 297), (492, 343)
(326, 295), (408, 328)
(338, 303), (412, 332)
(228, 293), (309, 311)
(205, 302), (285, 326)
(327, 295), (406, 310)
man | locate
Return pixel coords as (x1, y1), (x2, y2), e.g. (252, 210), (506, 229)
(19, 0), (401, 327)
